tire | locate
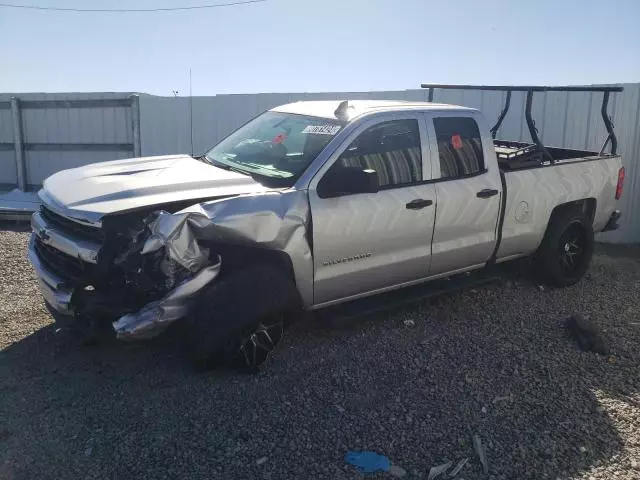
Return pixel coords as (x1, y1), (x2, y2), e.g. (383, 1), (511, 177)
(535, 209), (594, 287)
(182, 264), (301, 372)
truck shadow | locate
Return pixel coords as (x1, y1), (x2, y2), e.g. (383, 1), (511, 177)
(1, 248), (638, 479)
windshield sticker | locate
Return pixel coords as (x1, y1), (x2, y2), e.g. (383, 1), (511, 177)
(272, 133), (287, 144)
(301, 125), (341, 135)
(451, 134), (463, 149)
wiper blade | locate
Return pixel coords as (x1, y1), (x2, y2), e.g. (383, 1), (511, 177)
(239, 162), (291, 178)
(212, 161), (256, 178)
(209, 157), (288, 180)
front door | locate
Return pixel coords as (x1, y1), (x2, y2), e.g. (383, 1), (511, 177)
(309, 114), (437, 306)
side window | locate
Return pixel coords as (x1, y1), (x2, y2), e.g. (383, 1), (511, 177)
(334, 119), (422, 188)
(433, 117), (485, 179)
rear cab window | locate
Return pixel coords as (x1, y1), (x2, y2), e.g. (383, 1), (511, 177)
(433, 117), (485, 179)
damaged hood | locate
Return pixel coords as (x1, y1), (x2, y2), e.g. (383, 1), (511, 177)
(40, 154), (267, 223)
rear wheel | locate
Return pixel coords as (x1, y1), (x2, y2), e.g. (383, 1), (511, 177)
(535, 210), (594, 287)
(182, 264), (301, 372)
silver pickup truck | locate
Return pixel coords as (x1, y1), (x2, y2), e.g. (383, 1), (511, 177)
(28, 84), (625, 370)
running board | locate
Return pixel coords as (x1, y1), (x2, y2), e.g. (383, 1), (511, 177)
(314, 270), (501, 323)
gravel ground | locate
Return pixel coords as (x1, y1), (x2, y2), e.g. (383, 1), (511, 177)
(1, 227), (639, 480)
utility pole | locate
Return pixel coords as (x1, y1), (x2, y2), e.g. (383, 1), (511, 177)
(189, 68), (194, 156)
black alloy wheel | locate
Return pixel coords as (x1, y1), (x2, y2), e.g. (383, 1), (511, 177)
(558, 221), (587, 276)
(234, 316), (285, 371)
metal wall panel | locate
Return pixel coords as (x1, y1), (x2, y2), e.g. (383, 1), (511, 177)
(0, 151), (17, 187)
(563, 92), (592, 149)
(25, 150), (132, 186)
(139, 90), (431, 157)
(0, 107), (13, 143)
(605, 84), (640, 242)
(20, 94), (132, 144)
(0, 92), (136, 189)
(0, 105), (15, 185)
(139, 95), (192, 156)
(539, 92), (570, 146)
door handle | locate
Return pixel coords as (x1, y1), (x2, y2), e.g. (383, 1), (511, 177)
(476, 189), (499, 199)
(405, 198), (433, 210)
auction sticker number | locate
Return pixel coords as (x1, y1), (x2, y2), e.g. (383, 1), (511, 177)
(301, 125), (341, 135)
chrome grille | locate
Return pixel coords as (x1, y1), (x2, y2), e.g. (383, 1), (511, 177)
(33, 236), (88, 284)
(40, 206), (104, 243)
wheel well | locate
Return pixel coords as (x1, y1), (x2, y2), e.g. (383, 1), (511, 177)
(202, 241), (295, 282)
(549, 198), (597, 225)
(540, 198), (596, 244)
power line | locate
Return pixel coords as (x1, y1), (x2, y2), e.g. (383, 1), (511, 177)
(0, 0), (266, 12)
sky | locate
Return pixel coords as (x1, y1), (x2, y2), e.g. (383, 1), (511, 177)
(1, 0), (639, 96)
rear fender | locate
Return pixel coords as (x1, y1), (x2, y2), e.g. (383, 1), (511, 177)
(540, 198), (597, 244)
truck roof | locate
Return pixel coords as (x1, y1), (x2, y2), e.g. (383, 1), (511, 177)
(271, 100), (475, 121)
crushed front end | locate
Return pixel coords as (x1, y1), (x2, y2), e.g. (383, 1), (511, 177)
(29, 189), (312, 343)
(28, 202), (218, 338)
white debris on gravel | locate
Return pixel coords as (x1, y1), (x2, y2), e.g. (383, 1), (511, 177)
(449, 457), (469, 477)
(492, 394), (513, 403)
(428, 460), (452, 479)
(473, 434), (488, 474)
(0, 229), (639, 479)
(388, 464), (407, 477)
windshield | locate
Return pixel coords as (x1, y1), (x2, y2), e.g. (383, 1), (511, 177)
(204, 111), (344, 186)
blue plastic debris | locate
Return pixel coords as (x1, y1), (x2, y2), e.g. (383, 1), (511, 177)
(344, 451), (391, 473)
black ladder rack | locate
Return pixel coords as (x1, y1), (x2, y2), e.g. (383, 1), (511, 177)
(420, 84), (623, 159)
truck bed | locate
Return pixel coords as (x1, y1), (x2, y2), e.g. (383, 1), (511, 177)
(496, 153), (622, 262)
(494, 140), (610, 171)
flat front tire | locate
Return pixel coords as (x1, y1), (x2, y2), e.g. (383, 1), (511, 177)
(182, 264), (301, 372)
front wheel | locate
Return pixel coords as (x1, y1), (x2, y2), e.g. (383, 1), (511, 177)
(535, 211), (594, 287)
(182, 264), (301, 372)
(234, 317), (286, 371)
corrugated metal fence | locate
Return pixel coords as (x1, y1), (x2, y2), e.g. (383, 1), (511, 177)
(1, 86), (638, 242)
(137, 90), (433, 156)
(0, 92), (140, 190)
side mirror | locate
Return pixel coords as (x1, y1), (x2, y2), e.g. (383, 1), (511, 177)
(318, 166), (379, 198)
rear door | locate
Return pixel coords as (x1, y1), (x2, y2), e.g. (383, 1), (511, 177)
(309, 113), (437, 306)
(425, 113), (502, 274)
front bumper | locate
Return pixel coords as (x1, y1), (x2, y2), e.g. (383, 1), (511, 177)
(28, 235), (75, 315)
(28, 206), (103, 317)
